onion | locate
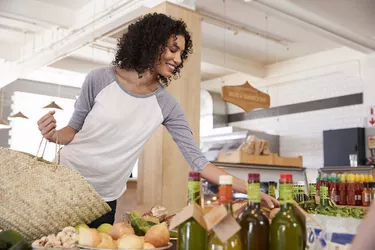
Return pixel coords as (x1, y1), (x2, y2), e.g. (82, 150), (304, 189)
(97, 233), (116, 249)
(78, 228), (101, 247)
(108, 223), (135, 240)
(143, 242), (156, 249)
(117, 234), (143, 249)
(144, 222), (170, 247)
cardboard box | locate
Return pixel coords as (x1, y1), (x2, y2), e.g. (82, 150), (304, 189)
(203, 204), (241, 243)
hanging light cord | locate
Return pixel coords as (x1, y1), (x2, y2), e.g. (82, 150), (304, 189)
(0, 88), (4, 119)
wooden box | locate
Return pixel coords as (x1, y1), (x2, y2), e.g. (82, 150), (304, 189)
(217, 151), (303, 167)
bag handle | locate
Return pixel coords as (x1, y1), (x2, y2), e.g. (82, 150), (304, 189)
(36, 131), (61, 165)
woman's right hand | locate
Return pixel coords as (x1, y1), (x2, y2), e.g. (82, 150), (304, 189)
(37, 110), (57, 142)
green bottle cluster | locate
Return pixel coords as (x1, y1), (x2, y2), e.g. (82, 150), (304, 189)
(238, 173), (304, 250)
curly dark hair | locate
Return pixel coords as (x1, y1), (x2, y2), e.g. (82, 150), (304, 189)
(112, 13), (193, 86)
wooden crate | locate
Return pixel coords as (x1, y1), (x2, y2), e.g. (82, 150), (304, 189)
(217, 151), (303, 167)
(217, 151), (274, 165)
(274, 154), (303, 167)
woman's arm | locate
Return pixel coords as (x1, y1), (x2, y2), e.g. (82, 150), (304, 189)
(201, 163), (278, 208)
(201, 163), (247, 194)
(162, 101), (279, 209)
(351, 201), (375, 249)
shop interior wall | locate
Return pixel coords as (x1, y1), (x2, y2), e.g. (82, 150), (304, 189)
(220, 59), (371, 182)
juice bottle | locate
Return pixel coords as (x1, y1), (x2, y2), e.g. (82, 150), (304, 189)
(362, 182), (370, 207)
(338, 174), (347, 205)
(347, 174), (356, 206)
(316, 176), (321, 203)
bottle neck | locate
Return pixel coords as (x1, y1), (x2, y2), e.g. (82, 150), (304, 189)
(279, 181), (293, 208)
(187, 179), (201, 205)
(247, 180), (261, 207)
(219, 184), (233, 214)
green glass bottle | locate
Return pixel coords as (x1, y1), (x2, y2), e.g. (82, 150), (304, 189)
(238, 173), (269, 250)
(177, 172), (208, 250)
(270, 173), (303, 250)
(208, 175), (242, 250)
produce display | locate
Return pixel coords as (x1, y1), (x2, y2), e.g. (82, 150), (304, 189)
(128, 206), (176, 238)
(29, 221), (170, 249)
(32, 227), (77, 248)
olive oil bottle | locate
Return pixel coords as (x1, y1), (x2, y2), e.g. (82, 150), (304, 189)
(208, 175), (242, 250)
(238, 173), (269, 250)
(177, 172), (208, 250)
(270, 174), (303, 250)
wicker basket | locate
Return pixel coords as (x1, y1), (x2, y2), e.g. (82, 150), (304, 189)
(0, 139), (111, 241)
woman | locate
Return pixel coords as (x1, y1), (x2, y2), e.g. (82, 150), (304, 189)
(37, 13), (278, 227)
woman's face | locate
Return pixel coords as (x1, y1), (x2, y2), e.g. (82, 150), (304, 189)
(155, 35), (186, 78)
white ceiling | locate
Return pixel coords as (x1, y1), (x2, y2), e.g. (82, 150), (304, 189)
(289, 0), (375, 39)
(36, 0), (93, 10)
(0, 0), (374, 88)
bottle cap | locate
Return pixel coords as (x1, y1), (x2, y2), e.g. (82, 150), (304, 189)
(280, 173), (293, 183)
(189, 172), (200, 179)
(248, 173), (260, 181)
(219, 175), (233, 185)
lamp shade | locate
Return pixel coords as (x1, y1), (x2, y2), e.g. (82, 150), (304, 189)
(42, 101), (63, 110)
(8, 111), (29, 120)
(0, 119), (10, 129)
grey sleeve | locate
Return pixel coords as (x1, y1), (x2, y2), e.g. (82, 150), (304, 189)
(161, 98), (210, 172)
(68, 67), (113, 131)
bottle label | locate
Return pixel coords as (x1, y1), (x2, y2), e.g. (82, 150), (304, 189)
(320, 186), (328, 201)
(365, 193), (370, 202)
(188, 181), (200, 204)
(269, 185), (276, 197)
(247, 182), (260, 203)
(279, 183), (293, 203)
(219, 185), (233, 203)
(309, 184), (316, 198)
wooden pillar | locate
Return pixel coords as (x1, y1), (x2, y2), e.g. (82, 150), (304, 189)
(137, 2), (201, 215)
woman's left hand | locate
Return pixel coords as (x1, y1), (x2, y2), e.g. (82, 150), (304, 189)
(261, 192), (279, 209)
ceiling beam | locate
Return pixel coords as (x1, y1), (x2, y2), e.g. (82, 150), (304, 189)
(248, 0), (375, 54)
(0, 0), (74, 28)
(202, 47), (266, 78)
(0, 0), (147, 89)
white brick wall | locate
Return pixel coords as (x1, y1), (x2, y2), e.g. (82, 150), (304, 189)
(228, 68), (365, 181)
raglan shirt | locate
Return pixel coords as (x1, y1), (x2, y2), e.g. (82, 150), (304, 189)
(59, 67), (209, 201)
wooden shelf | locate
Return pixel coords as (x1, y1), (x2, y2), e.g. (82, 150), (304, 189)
(212, 161), (306, 172)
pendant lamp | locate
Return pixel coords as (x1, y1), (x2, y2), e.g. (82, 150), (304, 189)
(8, 111), (29, 120)
(42, 101), (63, 111)
(0, 119), (10, 129)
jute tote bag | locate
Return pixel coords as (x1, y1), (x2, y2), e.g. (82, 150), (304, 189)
(0, 136), (111, 241)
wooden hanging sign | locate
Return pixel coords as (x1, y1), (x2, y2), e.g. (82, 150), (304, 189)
(221, 81), (270, 112)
